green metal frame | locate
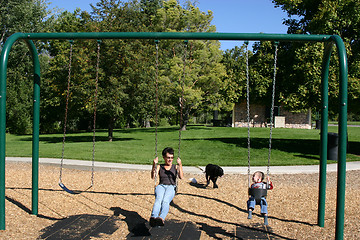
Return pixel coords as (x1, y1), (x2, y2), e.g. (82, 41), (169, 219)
(0, 32), (348, 239)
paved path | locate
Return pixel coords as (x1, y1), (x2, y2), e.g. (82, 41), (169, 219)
(5, 157), (360, 175)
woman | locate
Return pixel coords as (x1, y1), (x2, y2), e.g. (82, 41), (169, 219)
(149, 147), (184, 227)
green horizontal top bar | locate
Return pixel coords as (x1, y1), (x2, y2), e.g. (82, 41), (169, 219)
(15, 32), (332, 42)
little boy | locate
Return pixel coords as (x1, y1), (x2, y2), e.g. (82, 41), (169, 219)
(247, 171), (273, 225)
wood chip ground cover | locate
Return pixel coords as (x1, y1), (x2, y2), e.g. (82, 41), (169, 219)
(1, 162), (359, 239)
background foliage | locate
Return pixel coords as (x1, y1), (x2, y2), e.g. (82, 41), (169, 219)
(1, 0), (360, 137)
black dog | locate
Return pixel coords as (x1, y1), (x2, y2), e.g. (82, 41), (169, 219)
(205, 164), (224, 188)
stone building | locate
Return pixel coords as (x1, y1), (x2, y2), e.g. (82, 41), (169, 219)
(232, 102), (312, 129)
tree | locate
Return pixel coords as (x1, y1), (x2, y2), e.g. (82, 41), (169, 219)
(152, 0), (227, 130)
(273, 0), (360, 116)
(42, 1), (158, 139)
(41, 0), (228, 137)
(0, 0), (52, 134)
(89, 0), (158, 140)
(221, 45), (248, 105)
(87, 0), (227, 134)
(221, 41), (283, 112)
(42, 9), (104, 134)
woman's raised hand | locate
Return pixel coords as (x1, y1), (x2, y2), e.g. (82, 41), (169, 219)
(153, 157), (159, 164)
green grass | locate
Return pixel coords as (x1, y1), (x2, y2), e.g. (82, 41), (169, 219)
(5, 125), (360, 166)
(328, 121), (360, 125)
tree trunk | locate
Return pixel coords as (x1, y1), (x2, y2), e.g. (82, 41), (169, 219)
(180, 113), (189, 131)
(108, 118), (115, 142)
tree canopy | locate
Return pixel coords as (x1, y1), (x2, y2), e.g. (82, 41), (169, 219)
(1, 0), (52, 134)
(40, 0), (226, 138)
(273, 0), (360, 117)
(2, 0), (360, 136)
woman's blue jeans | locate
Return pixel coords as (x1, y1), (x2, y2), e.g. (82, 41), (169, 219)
(151, 184), (176, 220)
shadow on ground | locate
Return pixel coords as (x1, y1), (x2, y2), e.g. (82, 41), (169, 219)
(8, 186), (310, 240)
(38, 214), (120, 239)
(111, 206), (201, 239)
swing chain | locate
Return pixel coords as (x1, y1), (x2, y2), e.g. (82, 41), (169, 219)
(245, 41), (251, 188)
(90, 40), (101, 187)
(60, 40), (73, 184)
(178, 40), (188, 159)
(154, 40), (159, 188)
(59, 40), (100, 189)
(267, 42), (279, 184)
(246, 41), (278, 188)
(154, 40), (159, 159)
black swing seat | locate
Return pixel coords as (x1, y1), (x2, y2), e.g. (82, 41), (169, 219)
(248, 188), (267, 205)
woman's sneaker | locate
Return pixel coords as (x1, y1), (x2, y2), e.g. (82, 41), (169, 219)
(149, 217), (157, 227)
(156, 217), (164, 226)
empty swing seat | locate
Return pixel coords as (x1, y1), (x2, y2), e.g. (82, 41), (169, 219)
(59, 182), (78, 194)
(248, 188), (267, 204)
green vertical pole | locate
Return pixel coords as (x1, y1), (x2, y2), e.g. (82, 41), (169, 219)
(0, 43), (7, 231)
(332, 36), (348, 240)
(25, 40), (40, 215)
(0, 33), (23, 230)
(318, 42), (332, 227)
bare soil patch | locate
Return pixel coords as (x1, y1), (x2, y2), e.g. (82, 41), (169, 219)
(0, 162), (359, 239)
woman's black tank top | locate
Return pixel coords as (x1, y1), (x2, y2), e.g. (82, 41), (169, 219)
(159, 164), (177, 185)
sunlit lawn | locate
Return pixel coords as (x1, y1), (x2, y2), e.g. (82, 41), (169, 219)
(5, 125), (360, 166)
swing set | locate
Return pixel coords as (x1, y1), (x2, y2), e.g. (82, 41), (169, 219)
(0, 32), (348, 240)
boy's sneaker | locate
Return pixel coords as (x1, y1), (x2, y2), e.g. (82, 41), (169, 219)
(247, 211), (252, 219)
(264, 215), (268, 225)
